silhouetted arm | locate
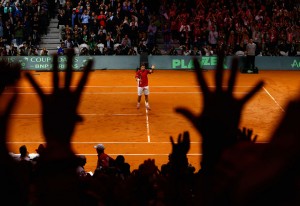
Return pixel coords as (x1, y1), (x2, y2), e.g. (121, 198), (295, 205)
(25, 49), (93, 206)
(176, 53), (264, 173)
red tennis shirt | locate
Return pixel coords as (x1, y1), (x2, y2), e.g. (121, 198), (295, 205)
(135, 69), (152, 87)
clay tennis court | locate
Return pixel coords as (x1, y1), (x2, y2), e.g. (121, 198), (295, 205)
(4, 69), (300, 173)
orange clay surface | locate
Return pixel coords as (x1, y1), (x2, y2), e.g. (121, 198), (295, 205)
(3, 69), (300, 173)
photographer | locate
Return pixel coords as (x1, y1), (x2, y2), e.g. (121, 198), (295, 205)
(127, 47), (137, 55)
(80, 47), (89, 55)
(40, 48), (49, 56)
(137, 40), (149, 55)
(29, 46), (39, 56)
(168, 46), (178, 55)
(150, 45), (162, 55)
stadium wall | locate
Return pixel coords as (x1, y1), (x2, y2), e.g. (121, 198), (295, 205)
(0, 56), (299, 71)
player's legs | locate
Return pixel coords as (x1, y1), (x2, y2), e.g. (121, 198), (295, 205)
(137, 87), (143, 109)
(137, 95), (142, 109)
(144, 95), (150, 110)
(144, 87), (150, 109)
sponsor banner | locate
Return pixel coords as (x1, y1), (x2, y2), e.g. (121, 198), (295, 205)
(0, 56), (140, 70)
(0, 55), (299, 70)
(148, 56), (300, 70)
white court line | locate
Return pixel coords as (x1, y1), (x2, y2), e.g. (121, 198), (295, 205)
(11, 85), (257, 88)
(6, 141), (269, 144)
(79, 154), (202, 156)
(3, 92), (260, 95)
(10, 113), (143, 116)
(145, 104), (151, 143)
(262, 87), (285, 112)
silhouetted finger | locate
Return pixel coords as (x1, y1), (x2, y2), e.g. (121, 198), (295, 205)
(52, 54), (59, 93)
(177, 133), (182, 144)
(175, 107), (198, 128)
(65, 49), (75, 89)
(252, 135), (258, 142)
(183, 131), (190, 142)
(25, 72), (45, 99)
(193, 58), (209, 96)
(240, 81), (264, 105)
(3, 92), (18, 121)
(215, 52), (225, 94)
(182, 131), (190, 150)
(75, 59), (93, 99)
(170, 136), (175, 146)
(227, 57), (239, 94)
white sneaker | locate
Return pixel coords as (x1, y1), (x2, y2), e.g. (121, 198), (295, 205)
(146, 104), (151, 110)
(137, 103), (140, 109)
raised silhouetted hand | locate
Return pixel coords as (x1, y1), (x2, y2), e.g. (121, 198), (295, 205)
(237, 127), (258, 143)
(0, 59), (20, 151)
(25, 49), (93, 157)
(231, 96), (300, 206)
(0, 59), (21, 94)
(0, 60), (25, 205)
(169, 131), (190, 174)
(176, 53), (264, 172)
(0, 91), (18, 152)
(25, 49), (93, 206)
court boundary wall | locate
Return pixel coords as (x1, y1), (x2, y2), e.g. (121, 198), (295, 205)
(0, 56), (299, 71)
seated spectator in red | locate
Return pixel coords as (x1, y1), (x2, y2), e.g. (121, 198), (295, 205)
(94, 143), (114, 171)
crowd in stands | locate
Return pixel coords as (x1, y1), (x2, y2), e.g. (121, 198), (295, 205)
(0, 0), (299, 56)
(45, 0), (300, 56)
(0, 0), (300, 205)
(56, 0), (300, 56)
(1, 48), (300, 205)
(0, 0), (56, 55)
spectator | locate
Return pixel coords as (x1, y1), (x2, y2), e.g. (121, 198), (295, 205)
(208, 26), (218, 49)
(179, 20), (191, 47)
(104, 34), (114, 50)
(162, 23), (171, 51)
(64, 35), (74, 48)
(147, 21), (157, 50)
(14, 21), (24, 46)
(18, 145), (30, 161)
(121, 34), (131, 48)
(94, 143), (115, 172)
(129, 17), (139, 47)
(40, 47), (49, 56)
(76, 155), (89, 177)
(114, 155), (130, 179)
(245, 38), (257, 73)
(137, 39), (149, 54)
(80, 9), (90, 29)
(57, 9), (66, 41)
(89, 46), (102, 55)
(39, 9), (49, 36)
(168, 46), (178, 55)
(57, 42), (65, 55)
(97, 10), (106, 28)
(150, 45), (162, 55)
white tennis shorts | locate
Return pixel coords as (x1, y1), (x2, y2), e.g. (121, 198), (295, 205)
(137, 86), (149, 96)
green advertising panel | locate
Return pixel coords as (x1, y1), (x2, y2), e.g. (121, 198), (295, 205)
(0, 55), (299, 71)
(0, 56), (140, 70)
(148, 56), (300, 70)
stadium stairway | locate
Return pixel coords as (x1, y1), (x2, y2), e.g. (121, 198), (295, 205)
(39, 18), (60, 55)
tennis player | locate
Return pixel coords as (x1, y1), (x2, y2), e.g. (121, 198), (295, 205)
(135, 63), (155, 110)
